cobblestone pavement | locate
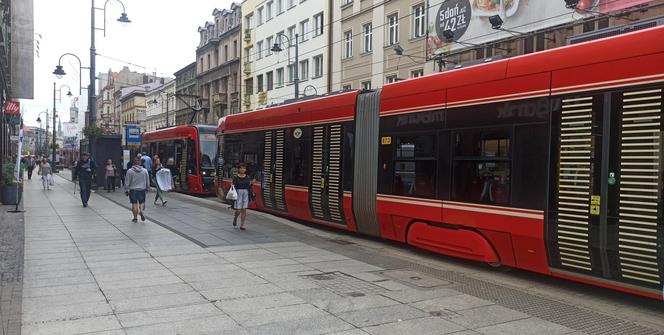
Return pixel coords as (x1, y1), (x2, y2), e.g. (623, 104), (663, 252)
(18, 173), (664, 335)
(1, 204), (24, 335)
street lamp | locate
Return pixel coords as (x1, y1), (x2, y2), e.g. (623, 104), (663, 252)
(90, 0), (132, 129)
(52, 53), (88, 95)
(149, 91), (172, 127)
(53, 83), (74, 167)
(37, 110), (49, 157)
(271, 33), (299, 99)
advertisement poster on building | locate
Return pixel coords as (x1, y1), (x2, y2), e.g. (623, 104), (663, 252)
(426, 0), (651, 58)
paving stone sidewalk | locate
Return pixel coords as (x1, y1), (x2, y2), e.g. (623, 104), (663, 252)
(17, 174), (615, 334)
(1, 203), (24, 335)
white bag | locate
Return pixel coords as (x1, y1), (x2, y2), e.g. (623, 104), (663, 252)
(48, 174), (54, 186)
(226, 185), (238, 201)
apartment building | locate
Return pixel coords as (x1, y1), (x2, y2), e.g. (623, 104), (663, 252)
(145, 79), (176, 132)
(242, 0), (331, 111)
(196, 3), (242, 124)
(332, 0), (426, 91)
(174, 62), (197, 125)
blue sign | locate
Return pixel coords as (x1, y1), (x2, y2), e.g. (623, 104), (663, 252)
(126, 126), (141, 143)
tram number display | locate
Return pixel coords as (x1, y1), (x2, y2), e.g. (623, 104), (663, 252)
(381, 136), (392, 145)
(435, 0), (471, 42)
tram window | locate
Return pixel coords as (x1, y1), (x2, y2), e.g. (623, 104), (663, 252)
(453, 161), (510, 205)
(343, 124), (354, 191)
(285, 139), (309, 186)
(393, 160), (436, 198)
(187, 140), (197, 175)
(223, 140), (241, 178)
(396, 135), (435, 158)
(452, 127), (511, 205)
(511, 124), (548, 209)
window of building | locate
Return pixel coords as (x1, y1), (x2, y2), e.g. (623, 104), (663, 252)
(207, 54), (211, 70)
(361, 81), (371, 90)
(288, 64), (295, 83)
(223, 45), (228, 62)
(288, 0), (295, 9)
(214, 49), (219, 66)
(276, 67), (284, 87)
(288, 25), (296, 42)
(257, 74), (264, 92)
(313, 13), (323, 37)
(413, 4), (425, 38)
(256, 41), (263, 59)
(246, 14), (253, 29)
(385, 74), (398, 83)
(257, 7), (264, 25)
(266, 71), (274, 91)
(363, 23), (372, 53)
(277, 0), (283, 14)
(344, 30), (353, 59)
(342, 84), (352, 90)
(387, 14), (399, 46)
(313, 55), (323, 78)
(233, 40), (237, 58)
(300, 59), (309, 80)
(300, 19), (309, 42)
(266, 36), (273, 56)
(245, 78), (253, 95)
(266, 1), (273, 21)
(245, 46), (253, 63)
(411, 69), (423, 78)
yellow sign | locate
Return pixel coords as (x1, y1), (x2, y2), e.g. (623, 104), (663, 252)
(258, 92), (267, 105)
(381, 136), (392, 145)
(591, 195), (600, 205)
(590, 205), (600, 215)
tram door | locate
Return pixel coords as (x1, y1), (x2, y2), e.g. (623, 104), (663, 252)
(309, 124), (346, 224)
(548, 86), (663, 293)
(262, 130), (287, 212)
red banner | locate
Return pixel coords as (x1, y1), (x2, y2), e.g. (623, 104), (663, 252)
(599, 0), (651, 13)
(3, 100), (20, 115)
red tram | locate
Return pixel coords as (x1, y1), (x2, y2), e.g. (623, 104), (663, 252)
(216, 27), (664, 300)
(142, 125), (217, 195)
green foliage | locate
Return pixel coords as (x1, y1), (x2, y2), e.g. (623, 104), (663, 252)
(1, 160), (19, 186)
(83, 126), (102, 137)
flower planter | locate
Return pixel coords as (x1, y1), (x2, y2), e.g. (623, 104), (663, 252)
(1, 184), (22, 205)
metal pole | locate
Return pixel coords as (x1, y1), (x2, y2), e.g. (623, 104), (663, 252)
(45, 111), (49, 157)
(52, 82), (57, 165)
(166, 93), (169, 127)
(90, 0), (97, 128)
(294, 33), (299, 99)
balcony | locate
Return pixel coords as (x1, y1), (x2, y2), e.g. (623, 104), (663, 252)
(230, 92), (239, 101)
(243, 94), (251, 106)
(244, 28), (251, 42)
(243, 62), (251, 75)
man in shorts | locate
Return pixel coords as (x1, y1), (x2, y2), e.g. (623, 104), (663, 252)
(124, 157), (149, 222)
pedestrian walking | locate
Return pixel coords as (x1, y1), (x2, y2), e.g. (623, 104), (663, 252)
(19, 158), (27, 182)
(74, 152), (96, 207)
(105, 159), (118, 192)
(231, 163), (255, 231)
(153, 165), (170, 206)
(27, 156), (35, 180)
(38, 158), (53, 190)
(125, 157), (149, 222)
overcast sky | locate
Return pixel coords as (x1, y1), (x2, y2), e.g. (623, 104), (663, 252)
(22, 0), (235, 127)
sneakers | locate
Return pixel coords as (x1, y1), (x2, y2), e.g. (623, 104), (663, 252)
(140, 212), (145, 221)
(162, 201), (167, 206)
(132, 218), (137, 223)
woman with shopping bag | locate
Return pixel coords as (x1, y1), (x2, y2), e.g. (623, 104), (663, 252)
(229, 163), (254, 230)
(38, 158), (53, 190)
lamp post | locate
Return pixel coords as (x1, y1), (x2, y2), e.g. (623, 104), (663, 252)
(36, 110), (49, 157)
(53, 83), (73, 166)
(90, 0), (131, 128)
(271, 33), (299, 99)
(150, 92), (173, 128)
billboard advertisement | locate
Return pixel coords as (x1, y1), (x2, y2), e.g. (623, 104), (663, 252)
(426, 0), (651, 58)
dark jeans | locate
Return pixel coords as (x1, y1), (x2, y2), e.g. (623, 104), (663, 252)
(106, 176), (116, 191)
(79, 178), (92, 205)
(27, 167), (34, 179)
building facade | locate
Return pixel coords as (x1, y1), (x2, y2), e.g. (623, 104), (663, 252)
(332, 0), (426, 91)
(96, 67), (165, 134)
(196, 3), (242, 124)
(118, 82), (162, 146)
(145, 79), (176, 132)
(242, 0), (331, 111)
(174, 62), (198, 125)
